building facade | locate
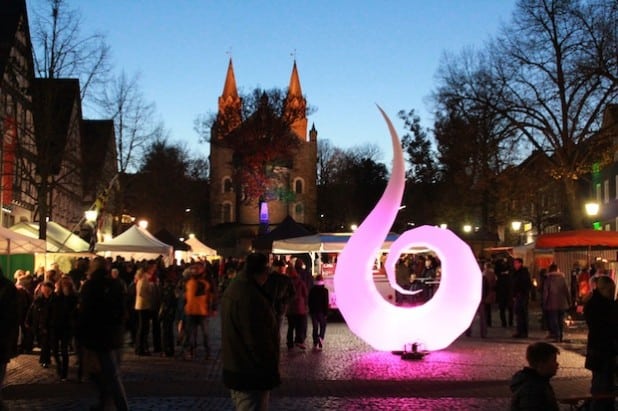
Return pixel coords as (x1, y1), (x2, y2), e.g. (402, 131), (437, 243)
(209, 59), (317, 251)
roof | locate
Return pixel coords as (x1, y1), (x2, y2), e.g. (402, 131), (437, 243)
(31, 78), (82, 174)
(535, 229), (618, 249)
(95, 225), (172, 255)
(10, 221), (89, 252)
(81, 119), (116, 194)
(252, 215), (313, 251)
(272, 232), (403, 254)
(0, 0), (30, 78)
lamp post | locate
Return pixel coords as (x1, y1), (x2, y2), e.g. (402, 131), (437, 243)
(138, 219), (149, 230)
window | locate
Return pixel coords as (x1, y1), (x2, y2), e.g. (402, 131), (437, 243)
(294, 178), (304, 194)
(604, 180), (610, 203)
(222, 177), (233, 193)
(294, 202), (304, 223)
(222, 202), (233, 223)
(596, 183), (601, 203)
(615, 175), (618, 199)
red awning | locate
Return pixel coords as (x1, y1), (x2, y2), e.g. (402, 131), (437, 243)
(535, 229), (618, 249)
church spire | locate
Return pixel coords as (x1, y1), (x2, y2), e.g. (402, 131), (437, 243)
(216, 58), (242, 139)
(221, 58), (239, 100)
(285, 60), (307, 140)
(288, 60), (302, 98)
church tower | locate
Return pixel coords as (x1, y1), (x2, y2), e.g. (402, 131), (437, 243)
(209, 60), (317, 252)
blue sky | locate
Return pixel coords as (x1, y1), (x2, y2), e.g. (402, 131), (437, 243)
(51, 1), (516, 163)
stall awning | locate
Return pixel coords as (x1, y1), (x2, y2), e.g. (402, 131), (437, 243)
(535, 229), (618, 249)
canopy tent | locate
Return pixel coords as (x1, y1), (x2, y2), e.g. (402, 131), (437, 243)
(95, 225), (173, 262)
(10, 221), (89, 252)
(0, 226), (47, 276)
(535, 229), (618, 249)
(184, 236), (217, 257)
(154, 228), (189, 251)
(272, 232), (401, 254)
(252, 215), (313, 251)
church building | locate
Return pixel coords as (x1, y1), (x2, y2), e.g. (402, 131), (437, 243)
(209, 59), (317, 251)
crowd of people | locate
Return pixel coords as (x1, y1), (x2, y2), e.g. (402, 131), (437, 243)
(0, 252), (330, 410)
(2, 250), (618, 410)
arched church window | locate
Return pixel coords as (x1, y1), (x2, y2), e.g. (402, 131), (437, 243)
(223, 177), (233, 193)
(294, 178), (304, 194)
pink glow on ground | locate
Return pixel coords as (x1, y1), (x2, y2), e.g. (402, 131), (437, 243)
(334, 107), (481, 352)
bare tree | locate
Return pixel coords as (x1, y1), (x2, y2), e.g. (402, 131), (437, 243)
(435, 0), (618, 229)
(97, 71), (162, 174)
(29, 0), (112, 110)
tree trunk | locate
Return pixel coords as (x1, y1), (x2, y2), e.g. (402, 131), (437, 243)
(562, 178), (584, 230)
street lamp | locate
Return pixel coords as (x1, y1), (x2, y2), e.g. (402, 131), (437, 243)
(138, 220), (149, 230)
(462, 224), (472, 233)
(585, 202), (599, 217)
(511, 220), (522, 245)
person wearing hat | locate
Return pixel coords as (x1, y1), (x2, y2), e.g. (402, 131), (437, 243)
(308, 274), (329, 350)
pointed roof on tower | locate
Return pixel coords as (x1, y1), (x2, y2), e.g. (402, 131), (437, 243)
(221, 58), (238, 98)
(288, 60), (302, 97)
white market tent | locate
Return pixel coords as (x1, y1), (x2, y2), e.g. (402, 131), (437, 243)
(0, 226), (47, 255)
(95, 225), (173, 263)
(10, 221), (90, 252)
(184, 236), (217, 257)
(272, 232), (401, 254)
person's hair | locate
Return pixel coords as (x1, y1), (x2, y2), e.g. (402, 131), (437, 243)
(245, 253), (268, 276)
(272, 259), (285, 268)
(526, 342), (559, 368)
(548, 263), (558, 272)
(514, 258), (524, 264)
(596, 275), (615, 298)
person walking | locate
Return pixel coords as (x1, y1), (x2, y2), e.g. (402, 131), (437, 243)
(495, 257), (513, 328)
(27, 281), (55, 368)
(510, 342), (561, 410)
(183, 264), (212, 360)
(76, 257), (129, 411)
(583, 275), (617, 411)
(482, 262), (497, 327)
(542, 264), (571, 342)
(221, 253), (280, 410)
(134, 262), (161, 356)
(308, 274), (329, 350)
(263, 259), (295, 332)
(0, 269), (19, 411)
(51, 276), (78, 381)
(511, 258), (532, 338)
(286, 265), (309, 350)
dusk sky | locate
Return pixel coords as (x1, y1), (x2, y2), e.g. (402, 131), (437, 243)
(38, 1), (517, 163)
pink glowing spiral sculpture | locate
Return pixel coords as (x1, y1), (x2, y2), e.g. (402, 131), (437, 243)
(333, 107), (482, 352)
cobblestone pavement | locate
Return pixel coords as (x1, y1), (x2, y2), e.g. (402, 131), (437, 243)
(2, 307), (595, 410)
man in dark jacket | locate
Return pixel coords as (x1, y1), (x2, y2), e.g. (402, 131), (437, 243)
(308, 274), (329, 350)
(510, 342), (560, 411)
(511, 258), (532, 338)
(221, 252), (280, 410)
(583, 275), (617, 410)
(263, 259), (295, 332)
(0, 270), (19, 410)
(76, 257), (128, 411)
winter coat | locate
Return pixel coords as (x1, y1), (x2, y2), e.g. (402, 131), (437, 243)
(483, 268), (497, 304)
(510, 367), (559, 411)
(263, 272), (295, 318)
(27, 294), (54, 335)
(583, 289), (617, 371)
(76, 269), (127, 351)
(512, 267), (532, 300)
(51, 292), (78, 333)
(287, 276), (308, 316)
(135, 277), (160, 311)
(542, 271), (570, 311)
(308, 284), (329, 315)
(0, 274), (19, 363)
(184, 276), (211, 316)
(221, 270), (280, 390)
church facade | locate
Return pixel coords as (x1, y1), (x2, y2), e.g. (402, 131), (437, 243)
(209, 59), (317, 250)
